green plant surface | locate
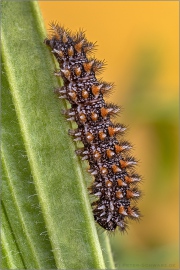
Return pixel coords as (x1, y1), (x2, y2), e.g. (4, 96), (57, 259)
(1, 1), (115, 269)
(1, 206), (25, 269)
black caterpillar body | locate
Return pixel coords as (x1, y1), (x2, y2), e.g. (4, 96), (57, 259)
(45, 23), (141, 232)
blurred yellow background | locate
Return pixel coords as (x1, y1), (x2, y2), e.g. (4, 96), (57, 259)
(39, 1), (179, 269)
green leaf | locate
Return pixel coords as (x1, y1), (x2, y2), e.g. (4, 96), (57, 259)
(1, 1), (115, 269)
(1, 206), (25, 269)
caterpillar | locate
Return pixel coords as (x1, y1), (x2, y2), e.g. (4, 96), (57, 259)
(44, 23), (142, 232)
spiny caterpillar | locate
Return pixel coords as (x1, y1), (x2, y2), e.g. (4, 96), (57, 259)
(45, 23), (142, 232)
